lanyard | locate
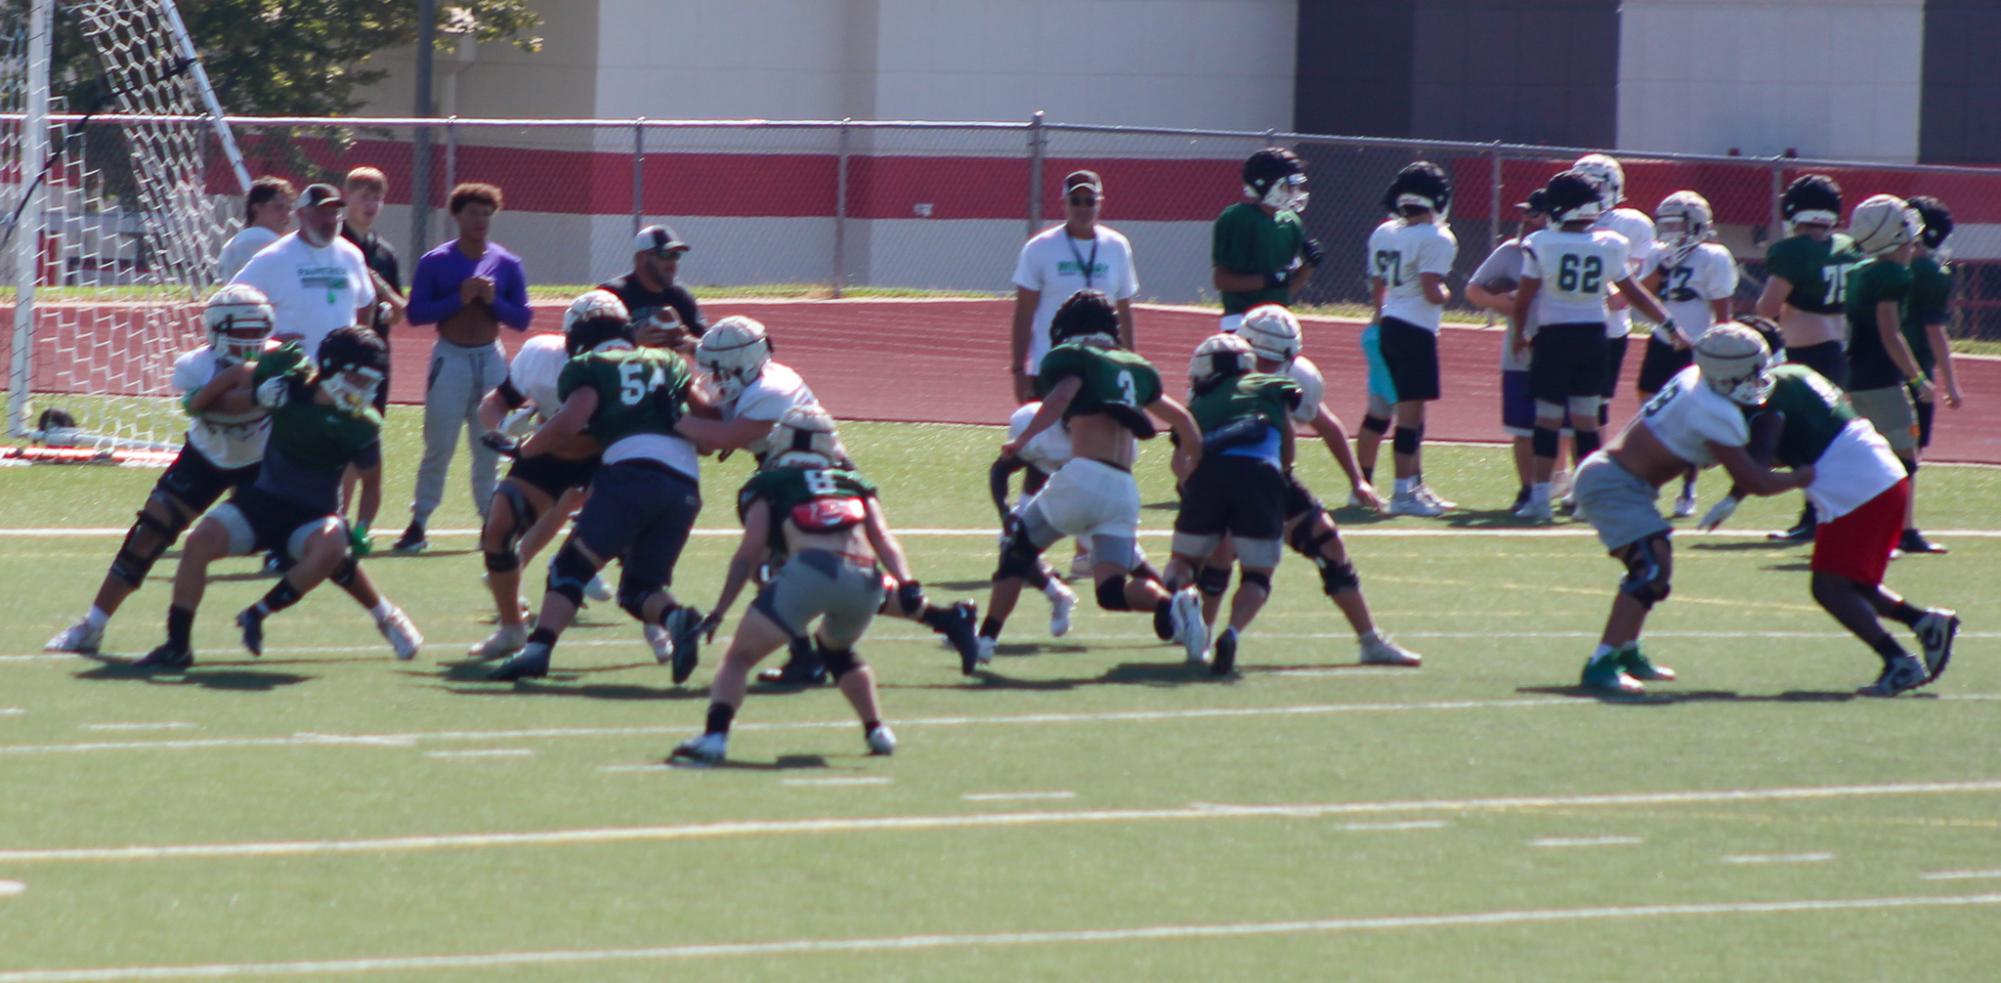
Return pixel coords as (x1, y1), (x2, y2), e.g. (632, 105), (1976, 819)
(1065, 232), (1099, 289)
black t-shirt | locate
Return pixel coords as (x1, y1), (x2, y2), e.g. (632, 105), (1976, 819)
(341, 222), (403, 336)
(598, 273), (706, 337)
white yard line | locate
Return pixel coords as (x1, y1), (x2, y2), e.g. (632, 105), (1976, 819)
(0, 708), (21, 717)
(0, 779), (1994, 866)
(0, 880), (21, 898)
(962, 791), (1076, 803)
(82, 722), (194, 732)
(1338, 820), (1449, 832)
(1920, 869), (2001, 881)
(0, 893), (1995, 981)
(1722, 853), (1835, 865)
(1531, 836), (1644, 848)
(421, 749), (532, 760)
(779, 777), (891, 788)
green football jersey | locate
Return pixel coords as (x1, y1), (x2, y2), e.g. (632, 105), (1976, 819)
(1187, 372), (1301, 439)
(1901, 255), (1950, 376)
(1842, 257), (1914, 391)
(250, 343), (383, 511)
(1761, 363), (1856, 468)
(1211, 202), (1305, 314)
(1035, 342), (1164, 438)
(1764, 232), (1860, 315)
(737, 464), (878, 551)
(556, 346), (692, 448)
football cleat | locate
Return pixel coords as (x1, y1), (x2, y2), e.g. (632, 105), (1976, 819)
(390, 523), (428, 554)
(44, 617), (104, 656)
(1359, 631), (1422, 667)
(130, 643), (193, 673)
(942, 600), (982, 676)
(1509, 487), (1532, 513)
(1672, 489), (1698, 519)
(1045, 579), (1077, 638)
(1618, 645), (1676, 681)
(470, 624), (529, 662)
(583, 574), (615, 603)
(758, 637), (829, 686)
(1914, 609), (1960, 682)
(488, 642), (551, 682)
(1415, 483), (1456, 511)
(377, 608), (423, 661)
(1210, 626), (1239, 676)
(643, 623), (673, 665)
(1580, 655), (1644, 695)
(235, 608), (266, 657)
(1170, 587), (1208, 665)
(1387, 491), (1445, 517)
(668, 732), (727, 766)
(866, 724), (898, 757)
(1515, 496), (1553, 523)
(975, 635), (997, 666)
(1858, 655), (1929, 698)
(1899, 530), (1948, 555)
(665, 606), (706, 684)
(1767, 518), (1816, 543)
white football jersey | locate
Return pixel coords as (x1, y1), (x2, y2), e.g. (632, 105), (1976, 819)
(728, 361), (818, 460)
(1592, 207), (1656, 338)
(507, 333), (570, 420)
(1008, 402), (1074, 476)
(1522, 228), (1631, 328)
(1366, 219), (1458, 331)
(1284, 355), (1326, 425)
(1635, 365), (1750, 467)
(172, 347), (270, 470)
(1646, 242), (1738, 344)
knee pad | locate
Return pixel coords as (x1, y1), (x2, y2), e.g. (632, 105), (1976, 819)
(1287, 513), (1334, 558)
(483, 549), (519, 573)
(1317, 557), (1360, 596)
(992, 527), (1045, 581)
(1094, 575), (1132, 611)
(617, 588), (653, 622)
(1531, 426), (1561, 459)
(1360, 414), (1391, 436)
(819, 643), (861, 681)
(1131, 560), (1163, 585)
(329, 556), (358, 588)
(1574, 429), (1603, 458)
(109, 506), (183, 587)
(1195, 565), (1231, 598)
(1392, 426), (1421, 456)
(1239, 569), (1273, 594)
(1617, 535), (1672, 608)
(489, 482), (538, 549)
(545, 541), (597, 607)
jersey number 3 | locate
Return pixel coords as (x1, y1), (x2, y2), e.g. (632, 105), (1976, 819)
(617, 362), (668, 405)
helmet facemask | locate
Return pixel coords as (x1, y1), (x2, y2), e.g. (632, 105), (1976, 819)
(320, 366), (385, 416)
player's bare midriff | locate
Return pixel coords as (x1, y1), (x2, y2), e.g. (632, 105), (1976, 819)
(784, 521), (875, 567)
(1778, 308), (1844, 349)
(1064, 412), (1139, 470)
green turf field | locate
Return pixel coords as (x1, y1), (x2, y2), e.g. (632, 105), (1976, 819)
(1, 418), (1997, 981)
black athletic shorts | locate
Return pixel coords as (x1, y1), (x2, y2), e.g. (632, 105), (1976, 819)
(506, 452), (601, 500)
(572, 459), (701, 590)
(1174, 455), (1286, 541)
(1530, 323), (1610, 403)
(1377, 316), (1442, 402)
(157, 446), (259, 515)
(1281, 471), (1323, 522)
(1785, 340), (1849, 391)
(1635, 335), (1693, 395)
(224, 485), (333, 555)
(1601, 332), (1630, 400)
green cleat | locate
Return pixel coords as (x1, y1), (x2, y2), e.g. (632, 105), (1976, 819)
(1580, 655), (1644, 695)
(1618, 645), (1676, 682)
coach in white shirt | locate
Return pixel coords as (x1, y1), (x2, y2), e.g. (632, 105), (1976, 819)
(229, 183), (376, 357)
(215, 176), (294, 282)
(1009, 169), (1140, 402)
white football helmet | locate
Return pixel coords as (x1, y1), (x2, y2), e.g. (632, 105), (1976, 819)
(765, 403), (844, 468)
(562, 289), (632, 356)
(203, 283), (274, 366)
(1654, 191), (1713, 255)
(1188, 332), (1254, 387)
(1848, 193), (1922, 256)
(696, 316), (773, 403)
(1238, 304), (1301, 366)
(1693, 323), (1775, 407)
(1572, 153), (1625, 211)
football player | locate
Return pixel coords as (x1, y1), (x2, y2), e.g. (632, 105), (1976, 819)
(1365, 161), (1460, 516)
(1212, 147), (1320, 332)
(1755, 174), (1861, 543)
(45, 285), (275, 656)
(1896, 196), (1963, 556)
(981, 290), (1203, 663)
(1511, 170), (1678, 523)
(985, 403), (1084, 639)
(1466, 190), (1564, 512)
(669, 408), (909, 765)
(1637, 191), (1739, 518)
(1839, 195), (1939, 556)
(133, 327), (422, 670)
(1572, 154), (1658, 432)
(1237, 305), (1421, 667)
(1569, 324), (1812, 694)
(1699, 361), (1958, 696)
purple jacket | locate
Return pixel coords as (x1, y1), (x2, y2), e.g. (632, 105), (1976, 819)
(407, 239), (532, 330)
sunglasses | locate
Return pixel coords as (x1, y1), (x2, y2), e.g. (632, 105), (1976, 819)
(1068, 194), (1100, 207)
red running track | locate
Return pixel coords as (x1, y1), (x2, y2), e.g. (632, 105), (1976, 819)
(374, 299), (2001, 465)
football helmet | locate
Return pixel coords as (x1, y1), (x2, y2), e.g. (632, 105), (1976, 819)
(202, 283), (274, 367)
(1907, 195), (1954, 252)
(1239, 303), (1302, 365)
(1654, 191), (1714, 255)
(696, 315), (773, 403)
(1188, 332), (1254, 388)
(1049, 289), (1120, 345)
(1693, 323), (1775, 407)
(1381, 160), (1452, 220)
(314, 326), (388, 415)
(1542, 170), (1604, 225)
(1732, 315), (1787, 366)
(562, 289), (633, 357)
(764, 404), (844, 469)
(1781, 174), (1843, 229)
(1571, 153), (1625, 210)
(1243, 146), (1309, 213)
(1848, 193), (1921, 256)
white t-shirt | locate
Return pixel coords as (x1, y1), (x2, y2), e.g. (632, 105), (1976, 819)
(1635, 365), (1750, 467)
(726, 362), (819, 460)
(1012, 225), (1139, 372)
(1593, 208), (1656, 338)
(1284, 355), (1326, 425)
(216, 226), (281, 283)
(1807, 419), (1904, 522)
(171, 347), (269, 470)
(1366, 218), (1458, 331)
(1007, 402), (1074, 476)
(1470, 237), (1541, 372)
(230, 232), (376, 356)
(507, 334), (570, 420)
(1522, 228), (1631, 329)
(1646, 242), (1738, 344)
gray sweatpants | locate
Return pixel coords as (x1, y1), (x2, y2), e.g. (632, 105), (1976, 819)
(411, 338), (508, 526)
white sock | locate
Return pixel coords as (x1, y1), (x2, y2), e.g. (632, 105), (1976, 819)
(1041, 580), (1068, 600)
(370, 600), (395, 623)
(84, 606), (110, 629)
(1394, 477), (1415, 495)
(1591, 643), (1618, 665)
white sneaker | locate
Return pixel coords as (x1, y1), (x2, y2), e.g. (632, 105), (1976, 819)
(1359, 631), (1422, 667)
(1550, 468), (1573, 502)
(45, 617), (104, 655)
(669, 732), (727, 766)
(1387, 491), (1445, 517)
(468, 623), (527, 661)
(975, 635), (996, 666)
(1345, 489), (1364, 508)
(644, 623), (674, 665)
(584, 574), (614, 603)
(1514, 496), (1553, 523)
(866, 724), (898, 756)
(1045, 580), (1077, 637)
(1170, 587), (1208, 665)
(1672, 489), (1698, 519)
(377, 607), (423, 661)
(1416, 483), (1456, 511)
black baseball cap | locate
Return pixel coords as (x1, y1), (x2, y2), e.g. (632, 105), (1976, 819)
(634, 224), (690, 255)
(297, 183), (344, 208)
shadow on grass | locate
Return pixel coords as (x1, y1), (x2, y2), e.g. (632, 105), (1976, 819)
(665, 754), (831, 773)
(72, 659), (314, 691)
(1515, 684), (1913, 704)
(430, 676), (706, 702)
(901, 656), (1218, 693)
(1687, 539), (1805, 553)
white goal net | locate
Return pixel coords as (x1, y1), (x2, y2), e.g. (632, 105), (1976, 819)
(3, 0), (246, 455)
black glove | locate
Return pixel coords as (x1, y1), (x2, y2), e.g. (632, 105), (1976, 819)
(1262, 269), (1291, 290)
(479, 430), (520, 458)
(1301, 237), (1325, 268)
(896, 579), (925, 617)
